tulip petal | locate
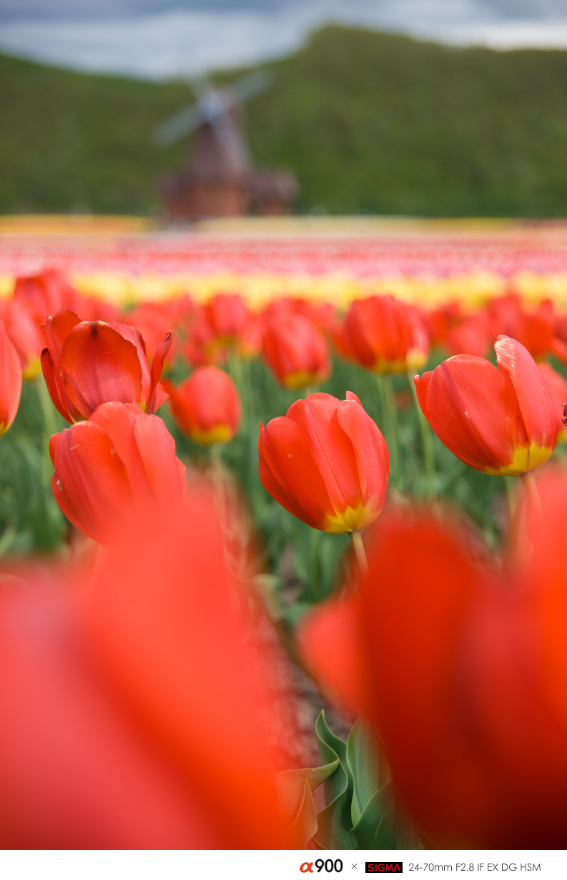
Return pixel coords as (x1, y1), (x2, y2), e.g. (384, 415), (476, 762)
(0, 587), (221, 848)
(0, 323), (22, 434)
(495, 335), (557, 463)
(133, 412), (187, 505)
(41, 348), (74, 423)
(88, 402), (148, 493)
(336, 395), (389, 529)
(41, 309), (81, 359)
(259, 416), (336, 531)
(59, 322), (143, 418)
(52, 421), (133, 544)
(362, 514), (484, 840)
(286, 394), (363, 517)
(148, 332), (173, 413)
(299, 595), (371, 715)
(89, 493), (292, 848)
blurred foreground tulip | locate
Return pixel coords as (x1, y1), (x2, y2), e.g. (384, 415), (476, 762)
(415, 336), (557, 475)
(0, 488), (297, 848)
(341, 295), (429, 373)
(50, 402), (186, 544)
(40, 308), (171, 422)
(262, 313), (331, 389)
(163, 366), (241, 445)
(259, 392), (388, 533)
(0, 320), (22, 435)
(300, 472), (567, 847)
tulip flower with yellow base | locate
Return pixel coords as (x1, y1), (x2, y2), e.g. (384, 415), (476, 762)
(415, 335), (558, 476)
(162, 367), (241, 446)
(258, 392), (389, 535)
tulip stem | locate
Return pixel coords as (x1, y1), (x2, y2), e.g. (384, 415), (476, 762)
(35, 376), (58, 498)
(350, 530), (368, 577)
(377, 375), (400, 488)
(228, 349), (247, 428)
(35, 375), (56, 442)
(407, 371), (435, 500)
(520, 471), (541, 513)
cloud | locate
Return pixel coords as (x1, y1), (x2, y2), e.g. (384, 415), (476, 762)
(2, 0), (567, 79)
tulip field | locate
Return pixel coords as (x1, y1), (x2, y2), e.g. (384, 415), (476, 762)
(3, 217), (567, 852)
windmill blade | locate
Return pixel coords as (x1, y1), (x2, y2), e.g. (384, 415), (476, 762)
(152, 102), (204, 147)
(224, 69), (273, 106)
(210, 111), (251, 170)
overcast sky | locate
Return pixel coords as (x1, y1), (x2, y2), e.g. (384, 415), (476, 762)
(2, 0), (567, 79)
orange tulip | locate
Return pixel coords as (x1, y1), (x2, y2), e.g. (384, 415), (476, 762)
(341, 294), (429, 373)
(300, 471), (567, 848)
(262, 313), (331, 389)
(415, 336), (557, 475)
(50, 402), (186, 544)
(0, 320), (22, 435)
(0, 488), (297, 848)
(162, 366), (241, 445)
(259, 392), (389, 533)
(40, 309), (171, 423)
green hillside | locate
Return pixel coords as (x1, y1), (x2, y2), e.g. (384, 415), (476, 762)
(2, 25), (567, 216)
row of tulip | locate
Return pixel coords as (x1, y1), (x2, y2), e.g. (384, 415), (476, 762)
(0, 263), (567, 850)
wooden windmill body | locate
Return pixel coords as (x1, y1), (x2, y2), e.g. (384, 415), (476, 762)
(154, 72), (297, 220)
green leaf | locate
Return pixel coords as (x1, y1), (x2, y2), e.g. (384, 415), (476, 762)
(312, 710), (357, 850)
(346, 716), (381, 826)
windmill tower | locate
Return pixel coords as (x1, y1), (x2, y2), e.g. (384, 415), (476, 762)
(153, 71), (298, 221)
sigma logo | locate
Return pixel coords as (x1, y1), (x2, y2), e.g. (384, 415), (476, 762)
(365, 864), (403, 874)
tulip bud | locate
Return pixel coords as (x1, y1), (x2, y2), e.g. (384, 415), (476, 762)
(259, 392), (389, 533)
(162, 366), (241, 445)
(40, 309), (171, 423)
(50, 402), (186, 544)
(415, 336), (558, 476)
(262, 313), (331, 389)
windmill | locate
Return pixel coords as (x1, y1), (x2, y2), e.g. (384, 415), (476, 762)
(153, 70), (298, 221)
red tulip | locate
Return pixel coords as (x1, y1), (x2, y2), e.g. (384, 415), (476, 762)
(13, 268), (79, 326)
(415, 335), (557, 475)
(538, 361), (567, 444)
(262, 313), (331, 389)
(50, 402), (186, 544)
(341, 294), (429, 373)
(40, 309), (171, 423)
(300, 471), (567, 848)
(0, 489), (298, 848)
(0, 320), (22, 435)
(205, 293), (249, 345)
(0, 299), (44, 379)
(162, 366), (240, 445)
(259, 392), (389, 533)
